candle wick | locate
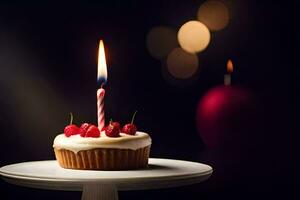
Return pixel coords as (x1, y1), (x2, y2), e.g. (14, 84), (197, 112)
(101, 82), (105, 88)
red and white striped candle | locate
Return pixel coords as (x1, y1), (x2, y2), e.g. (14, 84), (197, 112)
(97, 40), (108, 131)
(97, 87), (105, 130)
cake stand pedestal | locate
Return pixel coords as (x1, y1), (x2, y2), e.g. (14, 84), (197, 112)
(0, 158), (213, 200)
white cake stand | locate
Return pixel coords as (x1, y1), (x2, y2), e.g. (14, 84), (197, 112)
(0, 158), (213, 200)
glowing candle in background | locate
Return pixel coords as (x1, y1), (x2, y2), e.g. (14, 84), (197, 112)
(224, 59), (233, 86)
(97, 40), (108, 131)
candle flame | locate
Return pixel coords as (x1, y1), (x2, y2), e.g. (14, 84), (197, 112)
(227, 59), (233, 74)
(97, 40), (108, 84)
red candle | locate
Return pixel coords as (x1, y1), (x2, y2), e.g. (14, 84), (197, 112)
(97, 40), (108, 131)
(196, 59), (256, 148)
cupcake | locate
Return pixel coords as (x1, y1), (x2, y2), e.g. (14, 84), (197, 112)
(53, 114), (151, 170)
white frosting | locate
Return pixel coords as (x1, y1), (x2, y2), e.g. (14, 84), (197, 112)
(53, 131), (151, 153)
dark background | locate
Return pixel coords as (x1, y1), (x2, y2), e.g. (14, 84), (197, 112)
(0, 0), (299, 199)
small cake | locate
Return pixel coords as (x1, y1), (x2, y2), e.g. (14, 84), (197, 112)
(53, 114), (151, 170)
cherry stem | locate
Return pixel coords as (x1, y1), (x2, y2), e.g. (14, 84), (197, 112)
(69, 112), (73, 125)
(131, 111), (137, 124)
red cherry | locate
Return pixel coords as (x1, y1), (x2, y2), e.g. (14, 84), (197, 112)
(79, 123), (91, 137)
(122, 124), (137, 135)
(111, 122), (120, 130)
(85, 125), (100, 138)
(64, 125), (80, 137)
(122, 111), (138, 135)
(64, 113), (80, 137)
(105, 120), (120, 137)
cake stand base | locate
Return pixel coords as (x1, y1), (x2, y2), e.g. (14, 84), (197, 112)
(82, 184), (118, 200)
(0, 158), (213, 200)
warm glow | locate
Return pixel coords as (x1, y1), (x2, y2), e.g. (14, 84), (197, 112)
(227, 59), (233, 74)
(197, 0), (230, 31)
(178, 21), (211, 53)
(97, 40), (108, 83)
(166, 48), (199, 79)
(146, 26), (178, 59)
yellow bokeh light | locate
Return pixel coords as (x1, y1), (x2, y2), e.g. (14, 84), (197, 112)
(146, 26), (178, 59)
(197, 0), (230, 31)
(178, 21), (211, 53)
(166, 48), (199, 79)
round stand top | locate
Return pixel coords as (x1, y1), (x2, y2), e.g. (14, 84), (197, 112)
(0, 158), (213, 191)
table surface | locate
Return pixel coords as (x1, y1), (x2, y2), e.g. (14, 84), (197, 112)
(0, 158), (213, 191)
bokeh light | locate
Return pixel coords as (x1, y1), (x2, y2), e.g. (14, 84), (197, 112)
(178, 21), (211, 53)
(161, 59), (199, 87)
(197, 0), (230, 31)
(146, 26), (178, 59)
(166, 48), (199, 79)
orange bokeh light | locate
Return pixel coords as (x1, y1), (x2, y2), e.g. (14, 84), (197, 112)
(178, 21), (211, 53)
(166, 48), (199, 79)
(146, 26), (178, 59)
(197, 0), (230, 31)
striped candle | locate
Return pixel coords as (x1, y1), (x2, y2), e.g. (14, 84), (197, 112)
(97, 87), (105, 130)
(97, 40), (108, 131)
